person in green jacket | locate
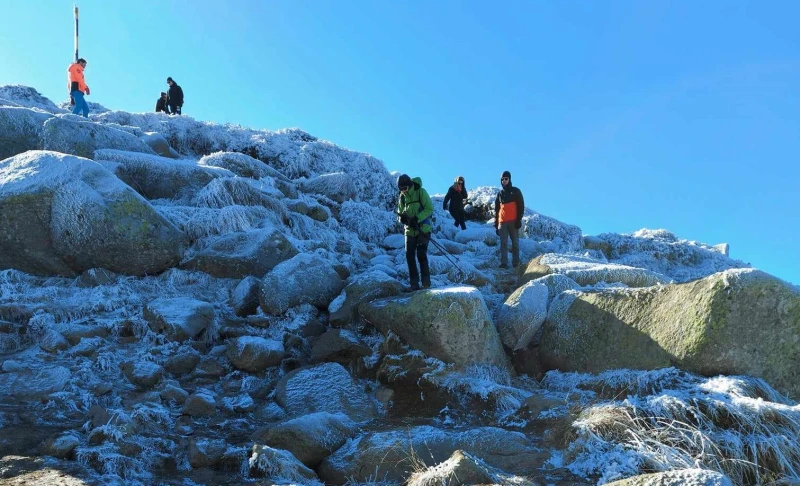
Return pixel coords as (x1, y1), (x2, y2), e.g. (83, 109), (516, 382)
(397, 174), (434, 291)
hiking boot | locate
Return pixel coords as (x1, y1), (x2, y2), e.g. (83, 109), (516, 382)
(499, 263), (509, 269)
(404, 284), (420, 292)
(422, 281), (431, 289)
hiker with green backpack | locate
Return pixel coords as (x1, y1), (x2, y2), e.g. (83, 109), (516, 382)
(397, 174), (434, 291)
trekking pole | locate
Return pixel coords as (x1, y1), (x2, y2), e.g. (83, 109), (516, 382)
(427, 234), (466, 280)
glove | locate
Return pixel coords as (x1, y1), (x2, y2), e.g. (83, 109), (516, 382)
(399, 214), (409, 225)
(85, 87), (90, 95)
(515, 220), (522, 229)
(495, 228), (500, 236)
(69, 96), (75, 106)
(443, 203), (447, 210)
(408, 216), (419, 229)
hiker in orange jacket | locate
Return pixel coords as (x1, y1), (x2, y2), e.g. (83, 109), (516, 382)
(67, 58), (90, 118)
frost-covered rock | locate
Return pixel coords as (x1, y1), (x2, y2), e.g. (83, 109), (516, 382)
(338, 200), (396, 244)
(317, 425), (544, 484)
(360, 286), (511, 370)
(328, 270), (404, 327)
(259, 412), (358, 467)
(298, 172), (356, 203)
(231, 276), (261, 317)
(408, 449), (536, 486)
(199, 151), (289, 181)
(454, 227), (499, 246)
(41, 433), (81, 459)
(538, 253), (672, 288)
(183, 390), (217, 416)
(604, 468), (733, 486)
(95, 149), (234, 200)
(382, 233), (405, 249)
(181, 228), (298, 279)
(0, 85), (63, 113)
(523, 212), (583, 253)
(274, 362), (378, 422)
(259, 253), (344, 315)
(496, 280), (549, 350)
(188, 437), (227, 468)
(249, 445), (322, 485)
(226, 336), (285, 372)
(119, 360), (164, 389)
(0, 366), (71, 401)
(139, 131), (178, 158)
(191, 177), (287, 209)
(0, 107), (52, 160)
(41, 116), (155, 159)
(540, 269), (800, 398)
(143, 297), (214, 342)
(587, 229), (749, 282)
(0, 151), (185, 276)
(310, 329), (372, 364)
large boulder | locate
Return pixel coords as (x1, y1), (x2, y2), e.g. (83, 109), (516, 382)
(535, 253), (671, 288)
(259, 254), (344, 315)
(0, 107), (52, 160)
(139, 132), (179, 158)
(144, 297), (214, 342)
(94, 149), (234, 200)
(297, 172), (356, 203)
(540, 269), (800, 399)
(226, 336), (285, 372)
(317, 425), (545, 484)
(495, 280), (549, 350)
(181, 228), (298, 279)
(0, 151), (185, 276)
(198, 151), (290, 181)
(328, 270), (404, 327)
(587, 229), (748, 282)
(42, 116), (155, 159)
(258, 412), (358, 468)
(360, 286), (511, 371)
(274, 362), (378, 422)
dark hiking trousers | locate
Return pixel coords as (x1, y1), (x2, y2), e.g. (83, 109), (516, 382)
(405, 232), (431, 288)
(498, 222), (520, 267)
(450, 209), (466, 230)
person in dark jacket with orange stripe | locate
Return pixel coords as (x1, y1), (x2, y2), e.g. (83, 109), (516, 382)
(494, 170), (524, 268)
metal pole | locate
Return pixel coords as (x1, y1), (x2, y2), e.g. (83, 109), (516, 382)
(74, 4), (79, 62)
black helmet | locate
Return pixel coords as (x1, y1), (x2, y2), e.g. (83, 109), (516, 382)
(397, 174), (412, 190)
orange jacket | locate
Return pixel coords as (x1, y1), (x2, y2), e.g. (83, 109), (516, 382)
(67, 63), (89, 93)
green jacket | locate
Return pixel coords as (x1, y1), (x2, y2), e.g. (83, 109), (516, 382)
(398, 176), (434, 236)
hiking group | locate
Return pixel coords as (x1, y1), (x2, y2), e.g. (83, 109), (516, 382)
(67, 58), (184, 117)
(396, 170), (524, 291)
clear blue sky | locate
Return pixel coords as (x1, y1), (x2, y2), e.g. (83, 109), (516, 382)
(2, 0), (799, 284)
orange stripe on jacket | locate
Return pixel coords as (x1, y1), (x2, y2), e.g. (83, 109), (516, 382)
(68, 63), (89, 93)
(498, 201), (518, 224)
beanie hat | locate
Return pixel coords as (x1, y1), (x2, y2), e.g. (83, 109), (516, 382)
(501, 171), (511, 180)
(397, 174), (412, 190)
(167, 77), (174, 82)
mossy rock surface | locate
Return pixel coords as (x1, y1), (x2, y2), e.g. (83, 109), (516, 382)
(360, 285), (511, 370)
(540, 269), (800, 398)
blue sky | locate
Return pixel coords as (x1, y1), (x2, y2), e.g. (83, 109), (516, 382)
(1, 0), (799, 284)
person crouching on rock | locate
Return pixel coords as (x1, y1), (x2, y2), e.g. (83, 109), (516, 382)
(397, 174), (434, 291)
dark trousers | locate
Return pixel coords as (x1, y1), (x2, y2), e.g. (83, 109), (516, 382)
(405, 232), (431, 288)
(168, 104), (181, 115)
(498, 222), (520, 267)
(450, 209), (466, 230)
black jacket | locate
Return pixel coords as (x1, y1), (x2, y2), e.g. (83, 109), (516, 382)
(443, 185), (468, 214)
(155, 97), (169, 113)
(168, 83), (184, 106)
